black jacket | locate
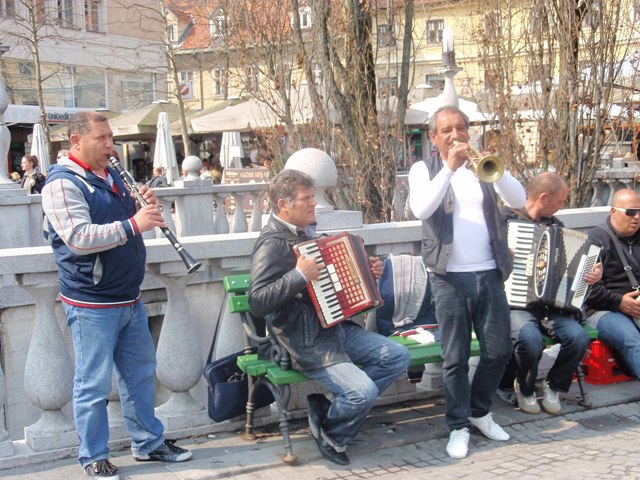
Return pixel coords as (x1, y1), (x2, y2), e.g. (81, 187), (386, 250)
(248, 214), (351, 371)
(585, 219), (640, 317)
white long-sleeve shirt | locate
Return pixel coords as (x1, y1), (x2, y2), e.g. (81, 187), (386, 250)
(408, 158), (525, 272)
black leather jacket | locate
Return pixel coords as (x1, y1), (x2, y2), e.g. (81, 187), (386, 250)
(248, 214), (351, 371)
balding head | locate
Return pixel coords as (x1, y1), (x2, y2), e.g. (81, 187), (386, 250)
(524, 171), (568, 221)
(527, 172), (566, 201)
(612, 189), (640, 208)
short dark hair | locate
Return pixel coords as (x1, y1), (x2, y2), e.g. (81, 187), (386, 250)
(268, 169), (314, 213)
(429, 106), (470, 133)
(67, 111), (109, 139)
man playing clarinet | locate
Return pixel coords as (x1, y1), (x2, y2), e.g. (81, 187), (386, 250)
(248, 168), (410, 466)
(42, 111), (191, 480)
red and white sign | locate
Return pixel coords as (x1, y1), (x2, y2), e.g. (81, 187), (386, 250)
(179, 82), (193, 99)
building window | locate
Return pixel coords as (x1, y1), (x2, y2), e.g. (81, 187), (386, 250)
(1, 0), (15, 17)
(167, 23), (177, 43)
(425, 74), (444, 90)
(484, 11), (501, 38)
(426, 19), (444, 44)
(19, 62), (34, 77)
(84, 0), (104, 33)
(179, 71), (194, 100)
(296, 5), (312, 29)
(274, 64), (291, 91)
(245, 66), (259, 93)
(313, 63), (323, 85)
(210, 9), (226, 38)
(633, 0), (640, 22)
(377, 24), (395, 48)
(56, 0), (74, 27)
(33, 0), (45, 22)
(528, 6), (548, 35)
(378, 76), (398, 98)
(120, 75), (155, 111)
(212, 68), (225, 96)
(583, 0), (601, 30)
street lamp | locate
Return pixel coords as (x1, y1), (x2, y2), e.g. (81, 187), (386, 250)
(438, 27), (461, 109)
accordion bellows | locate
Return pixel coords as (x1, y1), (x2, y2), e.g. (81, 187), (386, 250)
(505, 221), (601, 313)
(294, 232), (382, 328)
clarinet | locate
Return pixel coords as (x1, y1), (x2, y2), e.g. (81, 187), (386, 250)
(108, 156), (202, 275)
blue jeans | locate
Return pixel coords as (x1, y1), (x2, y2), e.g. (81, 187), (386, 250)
(64, 301), (165, 467)
(430, 270), (512, 431)
(588, 311), (640, 379)
(302, 322), (411, 450)
(511, 309), (589, 395)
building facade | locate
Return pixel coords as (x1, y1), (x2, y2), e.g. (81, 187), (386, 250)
(0, 0), (167, 173)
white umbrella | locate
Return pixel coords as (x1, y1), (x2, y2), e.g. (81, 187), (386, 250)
(30, 123), (50, 174)
(219, 131), (244, 169)
(153, 112), (180, 185)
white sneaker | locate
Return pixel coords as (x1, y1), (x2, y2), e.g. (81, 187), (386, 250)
(446, 428), (470, 459)
(541, 380), (561, 414)
(469, 413), (510, 441)
(514, 380), (541, 414)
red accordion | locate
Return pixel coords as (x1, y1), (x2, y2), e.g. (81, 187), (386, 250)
(293, 232), (383, 328)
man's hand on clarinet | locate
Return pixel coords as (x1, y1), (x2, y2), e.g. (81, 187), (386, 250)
(139, 184), (161, 207)
(132, 204), (167, 233)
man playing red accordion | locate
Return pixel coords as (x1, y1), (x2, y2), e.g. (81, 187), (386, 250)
(248, 168), (410, 466)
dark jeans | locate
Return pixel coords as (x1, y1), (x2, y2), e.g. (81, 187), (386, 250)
(510, 308), (589, 395)
(431, 270), (512, 431)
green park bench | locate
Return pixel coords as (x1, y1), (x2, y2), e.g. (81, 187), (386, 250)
(222, 273), (597, 464)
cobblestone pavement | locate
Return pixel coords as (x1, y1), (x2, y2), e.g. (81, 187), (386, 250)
(3, 382), (640, 479)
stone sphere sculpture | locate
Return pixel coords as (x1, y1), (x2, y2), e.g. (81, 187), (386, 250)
(284, 148), (337, 212)
(182, 155), (202, 180)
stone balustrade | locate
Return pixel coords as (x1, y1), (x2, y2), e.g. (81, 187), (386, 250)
(0, 147), (622, 469)
(0, 205), (611, 470)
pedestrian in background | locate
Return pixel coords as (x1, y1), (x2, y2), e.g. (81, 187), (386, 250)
(20, 154), (45, 194)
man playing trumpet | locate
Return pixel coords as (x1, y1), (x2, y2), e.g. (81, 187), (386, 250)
(409, 105), (526, 459)
(248, 168), (411, 466)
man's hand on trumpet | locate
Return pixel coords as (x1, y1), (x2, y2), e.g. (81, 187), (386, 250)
(447, 140), (471, 172)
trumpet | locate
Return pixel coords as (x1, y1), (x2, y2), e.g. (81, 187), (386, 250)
(108, 156), (202, 275)
(452, 141), (504, 183)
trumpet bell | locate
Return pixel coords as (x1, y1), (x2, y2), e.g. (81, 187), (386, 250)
(472, 155), (505, 183)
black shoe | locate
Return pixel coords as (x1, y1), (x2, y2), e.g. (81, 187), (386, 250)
(83, 459), (119, 479)
(307, 394), (331, 440)
(134, 440), (192, 462)
(314, 435), (350, 466)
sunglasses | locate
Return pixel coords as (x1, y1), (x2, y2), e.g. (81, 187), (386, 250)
(613, 207), (640, 217)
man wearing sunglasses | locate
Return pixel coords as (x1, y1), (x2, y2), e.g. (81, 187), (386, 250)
(585, 188), (640, 379)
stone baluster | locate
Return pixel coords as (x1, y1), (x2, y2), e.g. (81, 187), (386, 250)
(19, 273), (77, 452)
(231, 194), (248, 233)
(213, 194), (230, 234)
(158, 195), (178, 237)
(150, 269), (207, 430)
(0, 364), (14, 457)
(249, 194), (262, 232)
